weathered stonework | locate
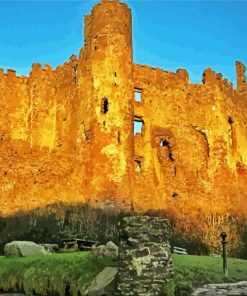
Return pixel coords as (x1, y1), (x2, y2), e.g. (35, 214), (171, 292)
(117, 216), (172, 296)
(0, 0), (247, 248)
(193, 281), (247, 296)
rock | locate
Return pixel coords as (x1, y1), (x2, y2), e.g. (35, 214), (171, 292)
(85, 267), (118, 296)
(104, 241), (119, 259)
(39, 243), (58, 253)
(91, 245), (106, 258)
(4, 241), (46, 257)
(91, 241), (118, 259)
(193, 281), (247, 296)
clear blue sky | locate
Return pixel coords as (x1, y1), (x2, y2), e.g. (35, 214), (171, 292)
(0, 0), (246, 85)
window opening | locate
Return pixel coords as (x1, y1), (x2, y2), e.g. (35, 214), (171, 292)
(134, 89), (142, 102)
(134, 158), (142, 173)
(117, 131), (121, 144)
(114, 72), (118, 85)
(134, 118), (144, 135)
(101, 98), (109, 114)
(160, 139), (169, 147)
(84, 130), (91, 141)
(172, 192), (178, 198)
(228, 116), (234, 125)
(228, 116), (234, 147)
(134, 121), (143, 135)
(160, 139), (175, 161)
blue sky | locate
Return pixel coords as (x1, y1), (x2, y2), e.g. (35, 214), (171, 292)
(0, 0), (246, 85)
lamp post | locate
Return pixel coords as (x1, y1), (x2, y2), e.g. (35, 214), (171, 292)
(220, 231), (228, 279)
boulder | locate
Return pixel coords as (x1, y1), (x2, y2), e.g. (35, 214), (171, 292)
(105, 241), (119, 259)
(91, 245), (106, 258)
(85, 267), (118, 296)
(4, 241), (47, 257)
(91, 241), (118, 259)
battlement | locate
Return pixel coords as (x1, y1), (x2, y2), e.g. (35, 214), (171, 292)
(0, 68), (29, 82)
(84, 0), (131, 47)
(202, 67), (233, 92)
(236, 61), (246, 90)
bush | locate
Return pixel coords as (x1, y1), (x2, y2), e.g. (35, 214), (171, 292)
(0, 203), (121, 255)
(170, 231), (210, 256)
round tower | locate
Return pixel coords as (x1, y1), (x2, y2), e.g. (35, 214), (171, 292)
(84, 0), (134, 210)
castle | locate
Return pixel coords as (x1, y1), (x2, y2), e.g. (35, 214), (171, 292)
(0, 0), (247, 244)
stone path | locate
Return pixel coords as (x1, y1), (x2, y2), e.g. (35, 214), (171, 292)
(193, 281), (247, 295)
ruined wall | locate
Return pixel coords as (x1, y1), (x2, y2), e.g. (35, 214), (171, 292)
(0, 0), (247, 249)
(117, 216), (172, 296)
(0, 57), (88, 215)
(132, 62), (247, 248)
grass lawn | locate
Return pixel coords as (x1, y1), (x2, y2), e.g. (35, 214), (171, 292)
(0, 252), (116, 296)
(0, 253), (246, 296)
(168, 254), (247, 295)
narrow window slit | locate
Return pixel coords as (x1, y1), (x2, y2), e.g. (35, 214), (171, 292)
(101, 98), (109, 114)
(117, 131), (121, 144)
(174, 166), (177, 176)
(114, 72), (118, 85)
(228, 116), (234, 147)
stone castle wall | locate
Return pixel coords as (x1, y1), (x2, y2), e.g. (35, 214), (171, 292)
(0, 0), (247, 248)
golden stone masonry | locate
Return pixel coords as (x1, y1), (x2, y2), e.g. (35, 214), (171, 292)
(0, 0), (247, 238)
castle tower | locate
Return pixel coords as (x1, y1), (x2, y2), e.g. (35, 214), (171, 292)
(83, 0), (134, 210)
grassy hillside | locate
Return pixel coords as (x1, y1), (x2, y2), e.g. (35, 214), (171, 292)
(0, 253), (246, 296)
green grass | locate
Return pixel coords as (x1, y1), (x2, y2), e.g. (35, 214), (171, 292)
(164, 254), (247, 296)
(0, 253), (247, 296)
(0, 252), (116, 296)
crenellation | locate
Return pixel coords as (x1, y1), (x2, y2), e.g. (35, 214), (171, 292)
(236, 60), (246, 90)
(44, 64), (53, 73)
(202, 68), (217, 84)
(70, 54), (77, 63)
(6, 69), (16, 79)
(202, 67), (234, 92)
(29, 63), (43, 78)
(176, 68), (189, 83)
